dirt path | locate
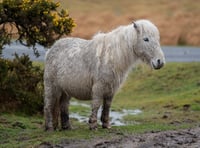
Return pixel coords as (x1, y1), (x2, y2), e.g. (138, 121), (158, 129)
(38, 127), (200, 148)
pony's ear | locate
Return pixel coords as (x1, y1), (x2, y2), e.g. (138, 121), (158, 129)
(133, 21), (137, 28)
(133, 21), (140, 33)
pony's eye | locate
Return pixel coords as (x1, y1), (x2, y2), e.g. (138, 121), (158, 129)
(143, 37), (149, 42)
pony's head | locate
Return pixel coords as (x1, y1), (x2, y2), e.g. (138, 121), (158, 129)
(133, 20), (165, 70)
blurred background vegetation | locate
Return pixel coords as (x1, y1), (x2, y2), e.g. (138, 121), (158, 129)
(61, 0), (200, 46)
(0, 55), (43, 114)
(0, 0), (75, 114)
(0, 0), (75, 52)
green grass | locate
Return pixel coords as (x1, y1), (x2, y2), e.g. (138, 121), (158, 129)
(1, 62), (200, 147)
(114, 63), (200, 108)
(113, 62), (200, 126)
(33, 61), (44, 69)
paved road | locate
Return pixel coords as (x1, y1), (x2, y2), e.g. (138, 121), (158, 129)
(2, 42), (200, 62)
(162, 46), (200, 62)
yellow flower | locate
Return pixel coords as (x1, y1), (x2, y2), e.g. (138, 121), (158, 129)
(55, 2), (60, 7)
(53, 18), (59, 26)
(43, 11), (48, 15)
(32, 26), (39, 33)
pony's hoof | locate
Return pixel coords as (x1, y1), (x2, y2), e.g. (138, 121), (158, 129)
(102, 123), (111, 129)
(89, 124), (98, 130)
(45, 127), (54, 132)
(62, 125), (72, 130)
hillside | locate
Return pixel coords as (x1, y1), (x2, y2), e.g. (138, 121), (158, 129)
(58, 0), (200, 46)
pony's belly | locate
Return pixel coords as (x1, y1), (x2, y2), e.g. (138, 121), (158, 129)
(66, 87), (92, 100)
(61, 79), (92, 100)
(58, 71), (93, 100)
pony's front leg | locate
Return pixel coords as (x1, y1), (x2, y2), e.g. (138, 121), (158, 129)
(101, 95), (113, 129)
(89, 97), (101, 130)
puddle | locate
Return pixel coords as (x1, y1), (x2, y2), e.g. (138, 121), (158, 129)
(70, 101), (142, 126)
(107, 109), (142, 126)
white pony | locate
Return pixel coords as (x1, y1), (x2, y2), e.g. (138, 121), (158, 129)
(44, 19), (165, 130)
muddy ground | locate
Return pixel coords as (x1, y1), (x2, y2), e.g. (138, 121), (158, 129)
(38, 127), (200, 148)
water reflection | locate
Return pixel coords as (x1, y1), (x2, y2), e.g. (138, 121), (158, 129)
(70, 101), (142, 126)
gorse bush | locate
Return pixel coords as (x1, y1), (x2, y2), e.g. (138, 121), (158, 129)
(0, 0), (75, 54)
(0, 0), (75, 114)
(0, 55), (44, 114)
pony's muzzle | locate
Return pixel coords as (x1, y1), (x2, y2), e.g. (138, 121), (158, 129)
(152, 59), (164, 70)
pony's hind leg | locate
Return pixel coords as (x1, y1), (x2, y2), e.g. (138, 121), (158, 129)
(52, 97), (60, 130)
(44, 81), (61, 131)
(60, 92), (71, 130)
(44, 89), (55, 131)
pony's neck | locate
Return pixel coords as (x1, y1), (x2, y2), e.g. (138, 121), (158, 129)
(106, 25), (139, 73)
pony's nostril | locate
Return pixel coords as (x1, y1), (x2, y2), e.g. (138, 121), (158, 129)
(156, 59), (164, 69)
(157, 59), (161, 65)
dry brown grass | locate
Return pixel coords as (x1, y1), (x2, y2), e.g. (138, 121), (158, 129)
(58, 0), (200, 46)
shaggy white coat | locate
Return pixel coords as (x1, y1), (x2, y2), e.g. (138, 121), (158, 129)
(44, 19), (165, 130)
